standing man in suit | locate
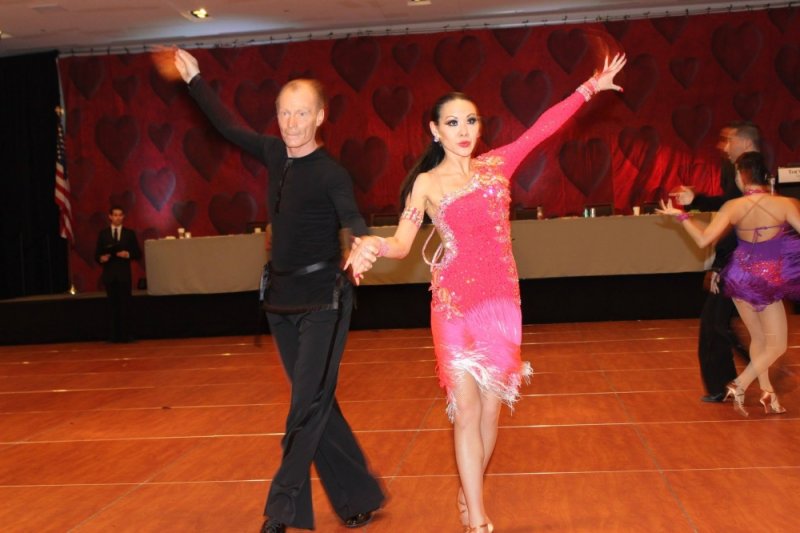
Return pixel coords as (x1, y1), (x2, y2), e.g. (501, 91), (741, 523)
(672, 121), (759, 401)
(95, 205), (141, 343)
(171, 49), (384, 533)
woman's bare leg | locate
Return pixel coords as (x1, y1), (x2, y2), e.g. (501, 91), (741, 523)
(479, 391), (501, 472)
(458, 393), (500, 528)
(732, 300), (787, 391)
(452, 374), (491, 528)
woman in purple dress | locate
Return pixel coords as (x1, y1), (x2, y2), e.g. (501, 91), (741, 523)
(659, 151), (800, 416)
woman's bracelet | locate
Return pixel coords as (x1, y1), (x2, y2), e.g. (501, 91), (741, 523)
(575, 77), (600, 102)
(376, 237), (389, 258)
(675, 212), (691, 222)
(400, 206), (423, 228)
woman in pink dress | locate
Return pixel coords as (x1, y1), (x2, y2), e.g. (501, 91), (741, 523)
(347, 54), (626, 532)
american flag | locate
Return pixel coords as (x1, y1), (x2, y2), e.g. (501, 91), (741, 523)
(54, 107), (74, 243)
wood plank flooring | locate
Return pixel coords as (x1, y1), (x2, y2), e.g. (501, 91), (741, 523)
(1, 317), (799, 532)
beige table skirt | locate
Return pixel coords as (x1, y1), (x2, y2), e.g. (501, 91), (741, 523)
(145, 233), (268, 295)
(144, 214), (713, 294)
(363, 213), (713, 284)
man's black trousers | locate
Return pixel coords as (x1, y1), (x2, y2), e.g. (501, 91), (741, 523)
(264, 284), (384, 529)
(698, 291), (740, 396)
(105, 277), (132, 342)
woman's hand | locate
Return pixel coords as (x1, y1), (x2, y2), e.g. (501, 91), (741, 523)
(344, 236), (383, 285)
(593, 53), (627, 92)
(708, 271), (721, 294)
(656, 198), (683, 216)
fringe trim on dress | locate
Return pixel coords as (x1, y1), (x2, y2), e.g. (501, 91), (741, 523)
(442, 344), (533, 422)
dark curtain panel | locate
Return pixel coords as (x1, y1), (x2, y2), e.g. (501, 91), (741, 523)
(0, 51), (66, 299)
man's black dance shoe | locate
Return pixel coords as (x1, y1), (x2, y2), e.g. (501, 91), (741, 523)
(260, 518), (286, 533)
(344, 511), (375, 528)
(701, 392), (726, 403)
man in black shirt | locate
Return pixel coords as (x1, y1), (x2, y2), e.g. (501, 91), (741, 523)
(173, 49), (384, 533)
(672, 122), (759, 402)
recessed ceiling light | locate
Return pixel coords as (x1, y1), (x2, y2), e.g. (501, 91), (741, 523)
(190, 8), (210, 19)
(408, 0), (431, 6)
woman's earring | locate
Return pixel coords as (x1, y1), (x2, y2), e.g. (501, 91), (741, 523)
(433, 135), (440, 143)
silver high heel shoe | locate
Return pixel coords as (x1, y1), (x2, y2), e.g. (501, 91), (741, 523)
(724, 381), (748, 417)
(759, 390), (787, 415)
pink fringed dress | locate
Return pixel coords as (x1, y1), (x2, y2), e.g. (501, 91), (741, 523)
(425, 91), (586, 420)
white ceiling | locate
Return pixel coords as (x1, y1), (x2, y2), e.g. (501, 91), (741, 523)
(0, 0), (778, 57)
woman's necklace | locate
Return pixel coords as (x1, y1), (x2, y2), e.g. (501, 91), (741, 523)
(744, 187), (766, 196)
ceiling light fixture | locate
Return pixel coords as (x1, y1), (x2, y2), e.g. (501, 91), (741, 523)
(407, 0), (431, 6)
(190, 8), (210, 19)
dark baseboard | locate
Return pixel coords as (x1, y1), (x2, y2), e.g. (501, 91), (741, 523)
(1, 273), (708, 345)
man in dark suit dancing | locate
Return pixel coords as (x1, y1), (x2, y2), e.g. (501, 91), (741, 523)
(95, 205), (141, 343)
(672, 122), (758, 401)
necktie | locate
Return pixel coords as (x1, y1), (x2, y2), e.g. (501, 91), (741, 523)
(114, 228), (119, 242)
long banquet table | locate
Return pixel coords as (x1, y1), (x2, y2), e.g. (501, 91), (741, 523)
(144, 214), (713, 294)
(365, 213), (713, 284)
(145, 233), (268, 295)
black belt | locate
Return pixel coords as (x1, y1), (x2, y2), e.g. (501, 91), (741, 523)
(260, 259), (345, 312)
(269, 260), (339, 276)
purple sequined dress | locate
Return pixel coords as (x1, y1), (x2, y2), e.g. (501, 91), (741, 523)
(722, 223), (800, 310)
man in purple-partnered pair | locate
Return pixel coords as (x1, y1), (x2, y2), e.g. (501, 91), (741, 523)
(671, 122), (760, 402)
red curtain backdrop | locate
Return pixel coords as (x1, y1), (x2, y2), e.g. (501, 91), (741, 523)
(59, 8), (800, 292)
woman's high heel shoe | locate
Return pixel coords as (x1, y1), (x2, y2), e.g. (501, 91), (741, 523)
(724, 381), (748, 417)
(465, 523), (494, 533)
(759, 390), (787, 415)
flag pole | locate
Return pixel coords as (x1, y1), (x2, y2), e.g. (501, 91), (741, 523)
(55, 104), (77, 295)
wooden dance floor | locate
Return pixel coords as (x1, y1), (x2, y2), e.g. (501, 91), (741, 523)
(1, 317), (799, 532)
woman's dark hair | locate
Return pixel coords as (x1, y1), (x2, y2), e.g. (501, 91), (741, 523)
(398, 92), (474, 209)
(735, 151), (769, 186)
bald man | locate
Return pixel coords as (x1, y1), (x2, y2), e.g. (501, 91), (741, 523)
(174, 50), (384, 533)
